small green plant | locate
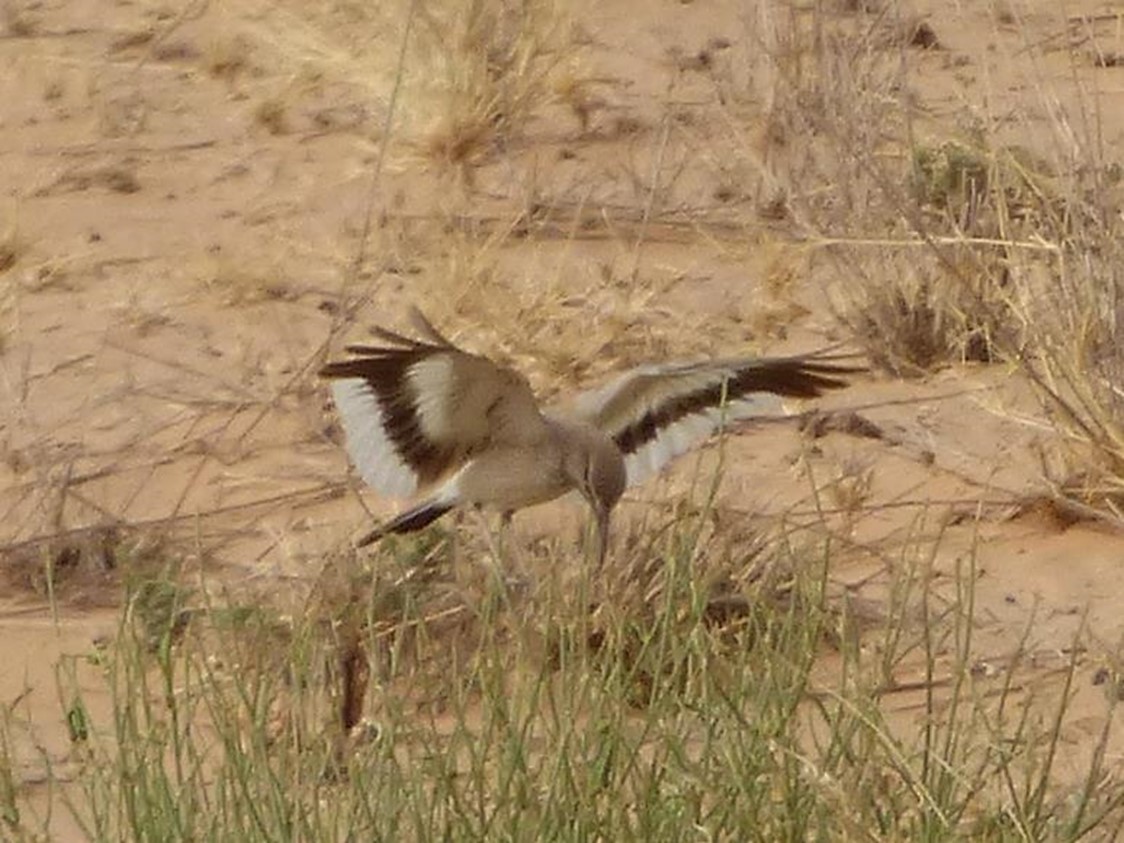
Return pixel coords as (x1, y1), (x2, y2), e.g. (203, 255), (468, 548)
(0, 715), (19, 834)
(0, 499), (1115, 840)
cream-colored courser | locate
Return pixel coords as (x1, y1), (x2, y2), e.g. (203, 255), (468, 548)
(321, 310), (862, 564)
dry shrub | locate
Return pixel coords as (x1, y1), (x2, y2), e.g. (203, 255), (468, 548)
(205, 35), (252, 81)
(0, 216), (23, 356)
(1011, 229), (1124, 515)
(717, 9), (996, 373)
(321, 506), (807, 714)
(777, 4), (1124, 518)
(2, 2), (36, 37)
(412, 0), (578, 183)
(829, 247), (1013, 377)
(0, 526), (183, 610)
(202, 1), (586, 185)
(253, 96), (289, 135)
(827, 135), (1073, 376)
(910, 139), (1069, 240)
(905, 91), (1124, 514)
(203, 250), (296, 306)
(404, 230), (762, 401)
(730, 6), (1085, 378)
(736, 7), (909, 231)
(0, 216), (24, 275)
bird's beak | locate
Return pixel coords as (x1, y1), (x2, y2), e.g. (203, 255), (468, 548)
(593, 503), (611, 569)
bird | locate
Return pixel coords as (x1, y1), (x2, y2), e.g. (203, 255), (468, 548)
(319, 309), (863, 566)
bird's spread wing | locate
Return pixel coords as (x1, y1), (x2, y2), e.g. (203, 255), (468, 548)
(567, 353), (864, 486)
(320, 310), (548, 498)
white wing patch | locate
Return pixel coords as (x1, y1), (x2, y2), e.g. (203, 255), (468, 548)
(330, 378), (419, 498)
(622, 392), (786, 486)
(569, 364), (682, 421)
(408, 355), (457, 442)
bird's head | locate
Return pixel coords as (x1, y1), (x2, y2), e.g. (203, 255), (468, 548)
(563, 430), (626, 566)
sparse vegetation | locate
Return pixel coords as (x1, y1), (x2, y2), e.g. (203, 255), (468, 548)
(253, 96), (289, 135)
(4, 0), (1124, 839)
(204, 36), (252, 82)
(43, 79), (65, 102)
(0, 218), (22, 357)
(413, 0), (580, 185)
(798, 13), (1124, 515)
(203, 251), (296, 306)
(711, 1), (1124, 527)
(2, 2), (37, 38)
(5, 510), (1123, 839)
(0, 215), (25, 276)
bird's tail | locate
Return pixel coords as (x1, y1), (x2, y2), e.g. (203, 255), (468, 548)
(355, 498), (456, 547)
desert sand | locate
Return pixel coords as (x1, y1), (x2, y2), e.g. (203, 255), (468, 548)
(2, 0), (1124, 838)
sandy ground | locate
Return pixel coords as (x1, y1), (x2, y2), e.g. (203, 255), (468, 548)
(3, 0), (1124, 836)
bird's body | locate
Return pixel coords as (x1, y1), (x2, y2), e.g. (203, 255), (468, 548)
(320, 310), (861, 564)
(451, 418), (614, 512)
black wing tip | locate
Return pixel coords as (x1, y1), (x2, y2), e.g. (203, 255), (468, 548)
(782, 357), (868, 395)
(319, 360), (350, 380)
(779, 369), (861, 398)
(407, 307), (455, 348)
(320, 313), (454, 380)
(355, 500), (455, 547)
(318, 356), (390, 380)
(318, 343), (422, 380)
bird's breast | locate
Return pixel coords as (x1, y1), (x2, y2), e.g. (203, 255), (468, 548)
(454, 444), (571, 511)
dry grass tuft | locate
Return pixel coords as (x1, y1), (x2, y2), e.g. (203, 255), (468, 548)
(204, 251), (296, 305)
(312, 502), (805, 719)
(825, 136), (1069, 376)
(0, 216), (23, 357)
(0, 526), (185, 611)
(550, 65), (606, 133)
(830, 250), (1008, 376)
(1015, 236), (1124, 516)
(714, 1), (1124, 526)
(409, 248), (757, 401)
(414, 0), (579, 185)
(108, 29), (156, 55)
(151, 39), (200, 63)
(941, 142), (1124, 518)
(0, 217), (26, 276)
(204, 35), (252, 81)
(2, 2), (37, 37)
(253, 96), (289, 135)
